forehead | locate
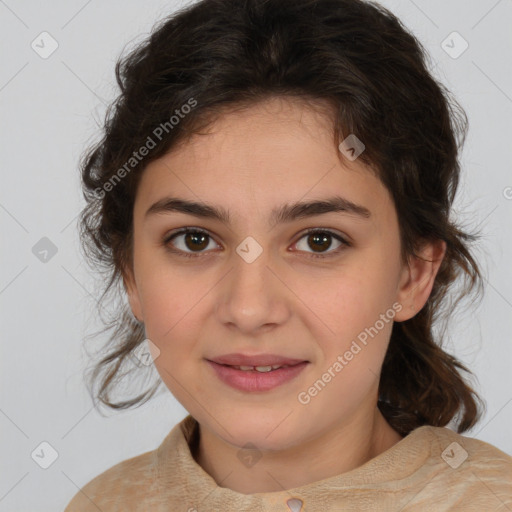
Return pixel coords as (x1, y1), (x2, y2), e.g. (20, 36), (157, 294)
(134, 97), (394, 227)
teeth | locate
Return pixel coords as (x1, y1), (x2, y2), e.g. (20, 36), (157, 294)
(255, 366), (273, 372)
(232, 364), (289, 372)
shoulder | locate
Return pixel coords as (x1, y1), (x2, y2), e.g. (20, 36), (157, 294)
(63, 449), (158, 512)
(411, 425), (512, 509)
(63, 416), (196, 512)
(426, 425), (512, 472)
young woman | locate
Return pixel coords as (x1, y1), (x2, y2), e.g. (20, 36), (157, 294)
(64, 0), (512, 510)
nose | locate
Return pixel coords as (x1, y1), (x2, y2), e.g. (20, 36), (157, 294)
(214, 243), (291, 334)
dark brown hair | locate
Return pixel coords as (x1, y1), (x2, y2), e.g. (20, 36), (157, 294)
(79, 0), (485, 435)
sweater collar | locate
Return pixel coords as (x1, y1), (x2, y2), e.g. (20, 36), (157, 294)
(155, 414), (436, 510)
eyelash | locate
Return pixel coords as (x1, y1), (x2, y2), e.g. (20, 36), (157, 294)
(162, 227), (351, 259)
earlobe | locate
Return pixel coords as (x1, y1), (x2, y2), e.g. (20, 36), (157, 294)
(393, 239), (446, 322)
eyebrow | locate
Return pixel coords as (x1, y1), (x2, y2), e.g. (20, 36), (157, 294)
(144, 195), (372, 227)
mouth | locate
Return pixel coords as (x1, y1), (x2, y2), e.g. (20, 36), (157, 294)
(213, 362), (303, 372)
(206, 360), (309, 392)
(207, 353), (308, 368)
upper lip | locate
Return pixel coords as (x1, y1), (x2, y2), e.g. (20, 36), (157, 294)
(208, 353), (308, 367)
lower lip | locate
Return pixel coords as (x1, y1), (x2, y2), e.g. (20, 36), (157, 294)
(206, 360), (309, 392)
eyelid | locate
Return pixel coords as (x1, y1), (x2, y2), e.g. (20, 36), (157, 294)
(162, 226), (351, 258)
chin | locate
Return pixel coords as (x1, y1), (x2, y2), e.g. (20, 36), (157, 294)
(218, 416), (303, 452)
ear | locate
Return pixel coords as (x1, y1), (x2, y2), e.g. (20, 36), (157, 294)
(393, 238), (447, 322)
(122, 264), (144, 323)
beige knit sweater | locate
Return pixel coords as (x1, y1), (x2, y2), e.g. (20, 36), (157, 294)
(64, 414), (512, 511)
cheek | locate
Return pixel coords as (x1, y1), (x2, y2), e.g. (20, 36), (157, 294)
(301, 260), (396, 368)
(140, 271), (202, 397)
(144, 295), (206, 413)
(305, 263), (391, 331)
(134, 241), (197, 328)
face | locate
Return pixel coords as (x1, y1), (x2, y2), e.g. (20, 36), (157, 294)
(124, 96), (441, 452)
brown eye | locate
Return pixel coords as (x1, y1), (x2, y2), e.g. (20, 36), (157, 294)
(294, 229), (349, 258)
(164, 228), (218, 257)
(182, 231), (209, 251)
(163, 227), (350, 260)
(308, 232), (334, 252)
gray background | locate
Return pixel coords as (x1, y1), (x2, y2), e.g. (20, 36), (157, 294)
(1, 0), (511, 510)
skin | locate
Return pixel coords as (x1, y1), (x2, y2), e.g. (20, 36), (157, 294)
(124, 96), (446, 494)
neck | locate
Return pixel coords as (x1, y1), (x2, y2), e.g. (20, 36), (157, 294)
(193, 406), (403, 494)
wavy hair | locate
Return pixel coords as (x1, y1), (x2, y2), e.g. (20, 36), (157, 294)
(78, 0), (485, 435)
